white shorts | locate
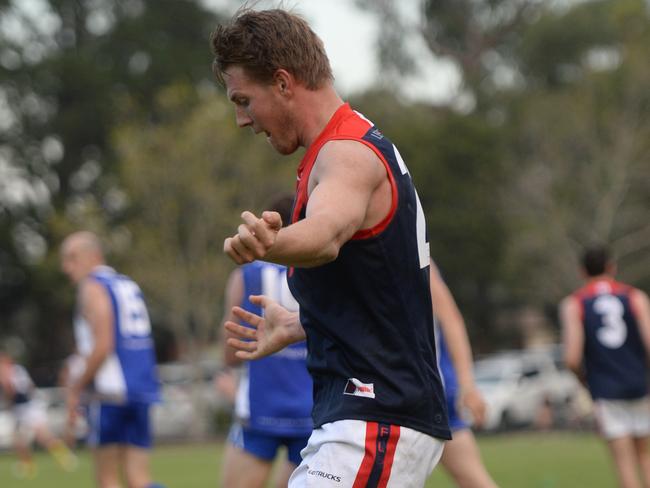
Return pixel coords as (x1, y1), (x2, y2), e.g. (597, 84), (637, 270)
(13, 401), (48, 434)
(594, 396), (650, 440)
(288, 419), (445, 487)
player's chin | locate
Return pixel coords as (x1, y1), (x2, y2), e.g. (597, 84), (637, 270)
(270, 138), (299, 155)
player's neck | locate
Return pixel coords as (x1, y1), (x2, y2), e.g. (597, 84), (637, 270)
(587, 273), (613, 283)
(296, 85), (344, 149)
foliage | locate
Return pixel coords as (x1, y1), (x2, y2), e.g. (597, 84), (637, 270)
(360, 0), (650, 332)
(0, 0), (222, 372)
(503, 1), (650, 303)
(114, 83), (296, 357)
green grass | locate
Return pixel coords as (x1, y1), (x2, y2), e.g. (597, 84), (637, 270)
(0, 432), (617, 487)
(428, 432), (617, 488)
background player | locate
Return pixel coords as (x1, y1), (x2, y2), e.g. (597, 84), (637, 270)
(430, 262), (499, 488)
(60, 231), (163, 488)
(560, 245), (650, 488)
(219, 195), (313, 488)
(213, 7), (450, 486)
(0, 350), (77, 478)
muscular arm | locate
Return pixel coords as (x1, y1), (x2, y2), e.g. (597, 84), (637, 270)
(631, 289), (650, 360)
(221, 268), (245, 367)
(560, 296), (585, 378)
(72, 280), (114, 392)
(225, 140), (389, 267)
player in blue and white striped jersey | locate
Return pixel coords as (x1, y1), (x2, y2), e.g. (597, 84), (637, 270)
(61, 231), (163, 488)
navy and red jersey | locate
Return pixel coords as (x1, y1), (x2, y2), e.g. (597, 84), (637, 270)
(574, 277), (648, 400)
(287, 103), (451, 440)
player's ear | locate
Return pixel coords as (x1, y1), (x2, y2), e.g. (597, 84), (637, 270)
(273, 69), (294, 97)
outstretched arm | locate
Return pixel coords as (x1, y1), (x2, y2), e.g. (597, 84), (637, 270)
(430, 263), (486, 427)
(224, 295), (306, 360)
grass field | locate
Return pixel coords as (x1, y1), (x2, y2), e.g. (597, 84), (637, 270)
(0, 431), (617, 487)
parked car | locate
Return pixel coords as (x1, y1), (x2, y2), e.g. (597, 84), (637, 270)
(474, 347), (583, 431)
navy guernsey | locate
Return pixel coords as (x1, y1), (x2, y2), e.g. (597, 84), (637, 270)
(574, 278), (648, 400)
(287, 103), (451, 440)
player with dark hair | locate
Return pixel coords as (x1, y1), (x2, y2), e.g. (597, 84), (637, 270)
(219, 195), (312, 488)
(560, 245), (650, 488)
(213, 7), (450, 486)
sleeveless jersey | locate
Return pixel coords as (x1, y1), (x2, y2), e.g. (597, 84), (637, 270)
(574, 278), (648, 400)
(287, 103), (451, 440)
(234, 261), (313, 436)
(74, 266), (160, 404)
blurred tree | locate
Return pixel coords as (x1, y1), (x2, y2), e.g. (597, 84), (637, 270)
(503, 0), (650, 305)
(0, 0), (222, 376)
(355, 0), (543, 106)
(114, 84), (295, 357)
(357, 0), (650, 347)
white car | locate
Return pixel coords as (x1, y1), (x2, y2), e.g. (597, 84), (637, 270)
(474, 347), (582, 431)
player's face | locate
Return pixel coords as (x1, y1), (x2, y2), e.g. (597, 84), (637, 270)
(224, 66), (298, 155)
(60, 244), (89, 284)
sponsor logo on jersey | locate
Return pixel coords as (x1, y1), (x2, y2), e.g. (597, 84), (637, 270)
(307, 469), (342, 483)
(343, 378), (375, 399)
(370, 128), (384, 140)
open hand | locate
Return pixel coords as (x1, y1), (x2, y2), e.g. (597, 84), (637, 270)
(224, 295), (305, 360)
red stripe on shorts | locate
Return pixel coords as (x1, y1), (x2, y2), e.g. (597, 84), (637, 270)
(353, 422), (379, 488)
